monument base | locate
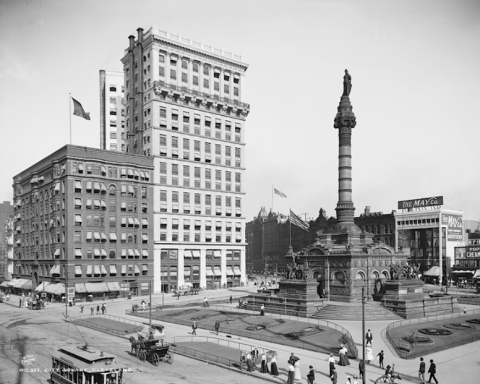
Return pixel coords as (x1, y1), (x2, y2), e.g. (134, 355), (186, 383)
(245, 279), (322, 317)
(375, 280), (460, 319)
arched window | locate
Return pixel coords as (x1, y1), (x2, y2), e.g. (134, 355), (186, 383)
(109, 185), (116, 196)
(382, 270), (390, 279)
(331, 270), (346, 285)
(355, 271), (366, 281)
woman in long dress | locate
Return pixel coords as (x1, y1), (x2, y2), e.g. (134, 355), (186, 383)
(246, 353), (256, 372)
(366, 343), (374, 364)
(260, 352), (269, 373)
(339, 345), (350, 366)
(294, 359), (301, 381)
(270, 355), (279, 376)
(287, 362), (295, 384)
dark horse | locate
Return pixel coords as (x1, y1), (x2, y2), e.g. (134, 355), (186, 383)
(128, 335), (146, 356)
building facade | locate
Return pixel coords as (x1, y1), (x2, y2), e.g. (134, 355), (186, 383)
(395, 206), (464, 283)
(354, 206), (396, 247)
(0, 201), (14, 282)
(10, 145), (154, 300)
(121, 27), (249, 292)
(99, 70), (126, 152)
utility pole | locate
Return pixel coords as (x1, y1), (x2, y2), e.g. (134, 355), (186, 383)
(362, 287), (366, 384)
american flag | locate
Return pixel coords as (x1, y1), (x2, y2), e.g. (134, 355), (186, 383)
(289, 209), (309, 231)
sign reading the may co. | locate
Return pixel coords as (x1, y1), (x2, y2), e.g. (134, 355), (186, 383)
(397, 196), (444, 210)
(442, 213), (463, 241)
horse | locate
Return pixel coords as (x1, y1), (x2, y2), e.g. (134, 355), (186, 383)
(128, 335), (146, 356)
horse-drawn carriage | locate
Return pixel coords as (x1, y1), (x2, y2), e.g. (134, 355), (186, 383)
(29, 298), (44, 310)
(129, 325), (173, 365)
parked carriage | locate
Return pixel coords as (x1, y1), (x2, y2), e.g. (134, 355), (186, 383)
(30, 299), (44, 310)
(128, 325), (173, 365)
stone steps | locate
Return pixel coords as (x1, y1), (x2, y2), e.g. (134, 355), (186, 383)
(310, 302), (404, 321)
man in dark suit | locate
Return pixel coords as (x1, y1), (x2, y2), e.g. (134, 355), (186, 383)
(427, 359), (438, 384)
(365, 329), (373, 344)
(307, 365), (315, 384)
(419, 357), (426, 383)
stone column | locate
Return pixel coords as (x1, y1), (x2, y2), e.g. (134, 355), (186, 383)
(334, 93), (356, 223)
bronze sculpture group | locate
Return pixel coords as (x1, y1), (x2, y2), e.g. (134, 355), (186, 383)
(389, 263), (421, 280)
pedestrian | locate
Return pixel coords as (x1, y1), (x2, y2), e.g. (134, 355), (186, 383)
(80, 304), (84, 313)
(418, 357), (426, 384)
(19, 298), (22, 308)
(294, 359), (301, 381)
(307, 365), (315, 384)
(385, 364), (392, 376)
(214, 318), (220, 335)
(192, 321), (197, 336)
(246, 353), (255, 372)
(339, 345), (350, 366)
(260, 304), (265, 316)
(101, 304), (105, 315)
(330, 367), (338, 384)
(365, 329), (373, 344)
(287, 361), (295, 384)
(177, 292), (180, 300)
(328, 353), (336, 376)
(260, 352), (269, 373)
(253, 347), (259, 359)
(229, 295), (233, 304)
(463, 306), (467, 315)
(270, 354), (279, 376)
(96, 304), (100, 315)
(427, 359), (438, 384)
(103, 303), (106, 314)
(90, 307), (94, 315)
(376, 349), (384, 368)
(204, 297), (209, 307)
(358, 359), (364, 379)
(366, 342), (374, 364)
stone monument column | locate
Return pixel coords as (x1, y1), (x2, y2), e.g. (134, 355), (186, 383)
(334, 70), (356, 223)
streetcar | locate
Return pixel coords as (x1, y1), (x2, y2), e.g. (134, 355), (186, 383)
(50, 344), (127, 384)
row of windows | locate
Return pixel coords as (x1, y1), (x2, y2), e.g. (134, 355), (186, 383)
(74, 198), (148, 212)
(74, 248), (149, 259)
(156, 119), (242, 143)
(159, 232), (243, 243)
(160, 220), (242, 232)
(159, 163), (241, 181)
(397, 218), (440, 226)
(160, 249), (241, 259)
(159, 136), (241, 155)
(75, 263), (148, 277)
(71, 163), (150, 181)
(160, 191), (241, 207)
(362, 224), (395, 235)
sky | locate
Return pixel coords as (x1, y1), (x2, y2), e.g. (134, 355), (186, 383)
(1, 0), (479, 222)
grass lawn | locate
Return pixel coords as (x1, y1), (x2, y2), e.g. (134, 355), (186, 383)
(133, 308), (349, 356)
(387, 314), (480, 357)
(73, 317), (144, 335)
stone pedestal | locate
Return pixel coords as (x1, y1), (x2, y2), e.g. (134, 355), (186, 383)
(378, 280), (459, 319)
(246, 279), (322, 317)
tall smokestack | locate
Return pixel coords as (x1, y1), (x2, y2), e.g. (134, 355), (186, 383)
(334, 69), (356, 223)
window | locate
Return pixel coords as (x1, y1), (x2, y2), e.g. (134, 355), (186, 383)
(235, 148), (241, 158)
(193, 76), (198, 86)
(172, 164), (178, 176)
(203, 79), (209, 88)
(181, 72), (188, 83)
(74, 231), (81, 242)
(170, 69), (176, 80)
(181, 60), (188, 70)
(183, 138), (189, 150)
(224, 84), (229, 94)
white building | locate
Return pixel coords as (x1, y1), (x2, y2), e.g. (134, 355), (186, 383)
(99, 70), (126, 152)
(121, 27), (250, 293)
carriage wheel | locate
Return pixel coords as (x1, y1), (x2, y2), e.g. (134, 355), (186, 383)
(165, 352), (174, 364)
(152, 353), (160, 366)
(138, 350), (146, 361)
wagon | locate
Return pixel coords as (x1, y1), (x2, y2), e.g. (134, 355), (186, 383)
(138, 338), (173, 365)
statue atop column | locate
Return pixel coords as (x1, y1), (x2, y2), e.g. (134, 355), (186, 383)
(343, 69), (352, 96)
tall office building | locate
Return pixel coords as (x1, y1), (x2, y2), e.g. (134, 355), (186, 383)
(10, 145), (154, 300)
(122, 27), (250, 292)
(99, 70), (126, 152)
(0, 201), (14, 281)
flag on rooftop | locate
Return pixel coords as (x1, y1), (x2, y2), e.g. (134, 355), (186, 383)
(72, 97), (91, 120)
(289, 209), (309, 231)
(274, 188), (287, 198)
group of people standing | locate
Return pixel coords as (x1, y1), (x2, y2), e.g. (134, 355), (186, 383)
(81, 303), (106, 315)
(243, 348), (279, 377)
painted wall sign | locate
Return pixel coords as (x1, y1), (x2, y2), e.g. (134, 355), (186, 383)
(442, 213), (463, 241)
(398, 196), (443, 210)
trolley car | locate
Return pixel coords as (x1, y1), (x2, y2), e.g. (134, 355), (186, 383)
(50, 344), (127, 384)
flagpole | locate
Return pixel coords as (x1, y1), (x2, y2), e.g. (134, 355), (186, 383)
(289, 207), (292, 248)
(69, 93), (72, 145)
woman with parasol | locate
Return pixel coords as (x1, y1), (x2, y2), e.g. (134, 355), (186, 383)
(260, 351), (269, 373)
(266, 350), (279, 376)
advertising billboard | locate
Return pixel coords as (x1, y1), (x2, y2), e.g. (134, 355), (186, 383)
(398, 196), (443, 210)
(442, 213), (463, 241)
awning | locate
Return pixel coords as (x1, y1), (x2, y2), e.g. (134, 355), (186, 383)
(192, 250), (201, 258)
(54, 249), (61, 257)
(128, 249), (134, 257)
(75, 266), (82, 275)
(213, 268), (222, 276)
(85, 282), (109, 293)
(184, 267), (191, 276)
(101, 200), (107, 209)
(214, 250), (221, 258)
(100, 265), (108, 274)
(100, 183), (107, 193)
(109, 265), (117, 275)
(46, 283), (65, 295)
(121, 249), (127, 257)
(142, 250), (148, 257)
(0, 281), (10, 287)
(472, 270), (480, 279)
(94, 232), (101, 241)
(120, 168), (126, 176)
(226, 266), (234, 276)
(54, 183), (60, 192)
(424, 266), (441, 276)
(86, 265), (93, 275)
(101, 232), (107, 242)
(128, 218), (134, 226)
(121, 265), (127, 274)
(160, 218), (167, 224)
(86, 232), (93, 241)
(93, 200), (100, 209)
(75, 283), (87, 293)
(100, 165), (106, 175)
(86, 181), (92, 191)
(127, 169), (134, 177)
(75, 215), (82, 224)
(75, 181), (82, 190)
(110, 233), (117, 241)
(101, 249), (108, 258)
(142, 218), (148, 227)
(74, 198), (82, 208)
(93, 249), (101, 257)
(9, 279), (26, 287)
(452, 270), (474, 274)
(235, 222), (242, 228)
(184, 250), (192, 258)
(19, 280), (32, 290)
(134, 249), (140, 257)
(206, 267), (214, 277)
(134, 265), (140, 274)
(93, 182), (100, 192)
(233, 266), (242, 275)
(107, 282), (120, 291)
(128, 186), (134, 194)
(34, 282), (51, 292)
(121, 202), (127, 210)
(121, 233), (127, 242)
(50, 265), (61, 276)
(142, 234), (148, 242)
(134, 218), (140, 227)
(93, 265), (101, 274)
(134, 170), (140, 178)
(140, 171), (146, 179)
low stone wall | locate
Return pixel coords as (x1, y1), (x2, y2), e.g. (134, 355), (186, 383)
(382, 296), (459, 319)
